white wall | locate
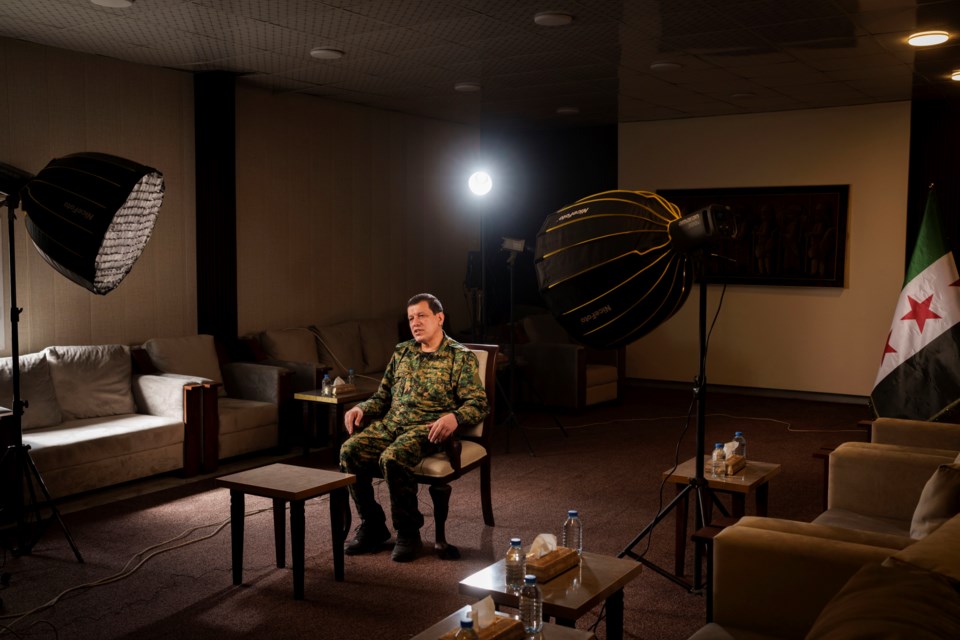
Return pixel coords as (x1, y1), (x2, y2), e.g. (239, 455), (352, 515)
(619, 102), (911, 397)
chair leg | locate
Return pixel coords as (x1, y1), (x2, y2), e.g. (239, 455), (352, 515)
(428, 484), (460, 560)
(481, 461), (494, 526)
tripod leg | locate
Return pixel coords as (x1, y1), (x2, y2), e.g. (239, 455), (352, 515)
(23, 451), (84, 563)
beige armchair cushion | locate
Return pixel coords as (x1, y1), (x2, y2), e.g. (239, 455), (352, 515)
(910, 462), (960, 539)
(45, 345), (135, 420)
(892, 512), (960, 581)
(0, 352), (61, 430)
(144, 334), (223, 393)
(314, 321), (364, 378)
(260, 327), (319, 363)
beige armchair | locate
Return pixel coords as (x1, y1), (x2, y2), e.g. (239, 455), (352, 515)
(517, 312), (623, 410)
(142, 334), (292, 472)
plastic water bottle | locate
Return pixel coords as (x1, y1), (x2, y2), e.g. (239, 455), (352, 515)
(505, 537), (525, 591)
(711, 442), (727, 478)
(519, 574), (543, 633)
(321, 373), (332, 397)
(454, 614), (479, 640)
(562, 509), (583, 556)
(347, 368), (356, 385)
(733, 431), (747, 460)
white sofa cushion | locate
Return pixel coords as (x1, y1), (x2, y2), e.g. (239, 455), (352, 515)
(144, 334), (223, 392)
(260, 327), (319, 363)
(911, 462), (960, 539)
(45, 345), (135, 420)
(0, 351), (61, 430)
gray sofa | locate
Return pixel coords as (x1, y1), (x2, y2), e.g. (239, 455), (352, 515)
(0, 344), (204, 500)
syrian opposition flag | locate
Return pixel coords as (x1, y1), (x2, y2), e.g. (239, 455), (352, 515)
(872, 189), (960, 420)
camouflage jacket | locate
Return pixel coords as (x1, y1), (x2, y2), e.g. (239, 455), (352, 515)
(357, 335), (489, 429)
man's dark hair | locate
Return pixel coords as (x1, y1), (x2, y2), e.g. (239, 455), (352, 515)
(407, 293), (443, 314)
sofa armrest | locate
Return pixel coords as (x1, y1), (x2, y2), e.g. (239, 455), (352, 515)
(259, 358), (330, 393)
(871, 417), (960, 451)
(221, 362), (292, 404)
(828, 442), (955, 522)
(713, 522), (902, 638)
(132, 373), (201, 420)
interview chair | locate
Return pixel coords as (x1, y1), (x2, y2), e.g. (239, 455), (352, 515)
(412, 343), (498, 559)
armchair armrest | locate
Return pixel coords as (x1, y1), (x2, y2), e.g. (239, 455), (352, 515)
(259, 358), (330, 393)
(828, 442), (955, 522)
(132, 373), (202, 420)
(871, 417), (960, 451)
(713, 520), (903, 638)
(221, 361), (292, 404)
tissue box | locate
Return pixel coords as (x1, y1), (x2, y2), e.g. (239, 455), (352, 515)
(332, 383), (357, 396)
(440, 616), (524, 640)
(725, 454), (746, 475)
(525, 546), (579, 582)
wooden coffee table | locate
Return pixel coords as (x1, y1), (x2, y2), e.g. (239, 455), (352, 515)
(411, 605), (597, 639)
(663, 457), (781, 577)
(215, 463), (355, 599)
(295, 382), (376, 462)
(458, 551), (642, 640)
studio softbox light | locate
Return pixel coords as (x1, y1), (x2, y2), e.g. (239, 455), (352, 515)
(20, 152), (165, 295)
(534, 189), (734, 350)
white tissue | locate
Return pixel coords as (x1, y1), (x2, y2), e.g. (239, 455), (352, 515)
(723, 441), (737, 457)
(471, 595), (496, 629)
(527, 533), (557, 559)
(333, 376), (346, 386)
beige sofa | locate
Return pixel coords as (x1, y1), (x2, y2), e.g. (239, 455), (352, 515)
(254, 316), (402, 389)
(142, 334), (291, 471)
(0, 345), (204, 500)
(692, 425), (960, 639)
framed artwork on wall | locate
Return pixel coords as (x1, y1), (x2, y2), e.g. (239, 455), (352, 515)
(658, 185), (849, 287)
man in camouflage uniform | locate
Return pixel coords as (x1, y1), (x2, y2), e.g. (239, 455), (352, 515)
(340, 293), (489, 562)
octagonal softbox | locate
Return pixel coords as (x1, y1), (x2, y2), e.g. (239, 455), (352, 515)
(534, 189), (692, 349)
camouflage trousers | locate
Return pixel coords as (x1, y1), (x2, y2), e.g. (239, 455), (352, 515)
(339, 420), (440, 533)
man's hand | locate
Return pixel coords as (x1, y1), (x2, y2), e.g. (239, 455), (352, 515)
(344, 406), (364, 435)
(427, 413), (459, 444)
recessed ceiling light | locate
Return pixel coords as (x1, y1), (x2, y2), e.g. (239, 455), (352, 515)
(556, 106), (580, 115)
(310, 47), (344, 60)
(534, 11), (574, 27)
(454, 82), (481, 92)
(907, 30), (950, 47)
(90, 0), (133, 7)
(650, 61), (682, 71)
(952, 70), (960, 81)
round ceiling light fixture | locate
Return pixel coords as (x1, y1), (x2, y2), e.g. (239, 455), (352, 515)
(952, 70), (960, 81)
(534, 11), (574, 27)
(454, 81), (482, 92)
(310, 47), (345, 60)
(907, 30), (950, 46)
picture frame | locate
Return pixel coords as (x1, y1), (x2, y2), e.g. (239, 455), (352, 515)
(657, 185), (849, 287)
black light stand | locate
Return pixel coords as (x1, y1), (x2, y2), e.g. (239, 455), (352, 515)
(0, 195), (83, 562)
(499, 242), (534, 456)
(618, 262), (725, 592)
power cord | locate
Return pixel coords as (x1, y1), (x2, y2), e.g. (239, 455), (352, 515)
(0, 494), (333, 636)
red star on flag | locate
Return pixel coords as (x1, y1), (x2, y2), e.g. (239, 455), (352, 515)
(881, 331), (896, 363)
(901, 294), (942, 333)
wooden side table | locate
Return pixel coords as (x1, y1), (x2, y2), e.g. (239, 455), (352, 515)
(215, 463), (355, 599)
(663, 457), (781, 578)
(294, 382), (376, 463)
(411, 605), (597, 640)
(458, 551), (642, 640)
